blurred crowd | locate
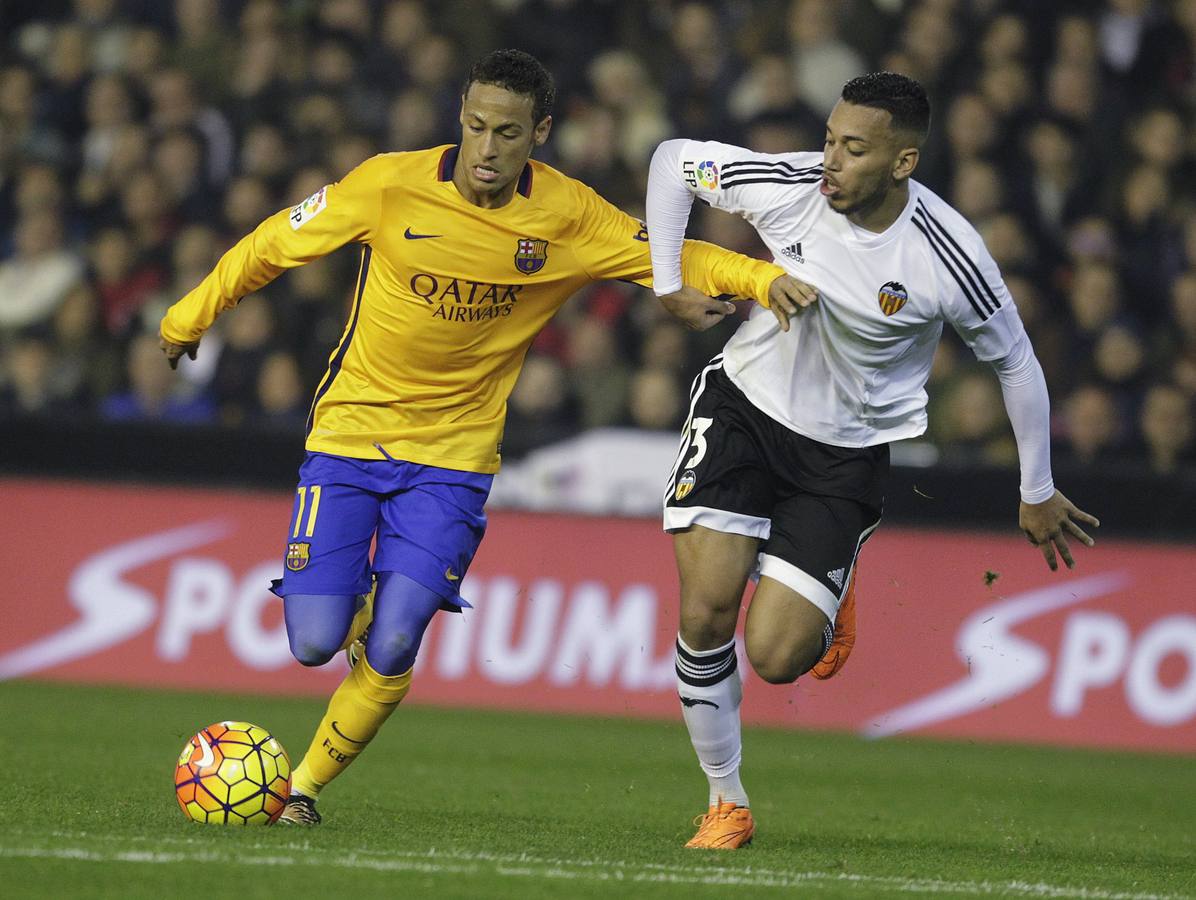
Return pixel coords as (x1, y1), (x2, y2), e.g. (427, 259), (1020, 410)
(1, 0), (1194, 475)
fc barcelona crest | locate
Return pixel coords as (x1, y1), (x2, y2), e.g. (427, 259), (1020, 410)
(878, 280), (908, 316)
(515, 238), (549, 274)
(286, 542), (310, 571)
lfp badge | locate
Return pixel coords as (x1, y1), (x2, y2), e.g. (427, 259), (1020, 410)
(695, 160), (719, 189)
(515, 238), (549, 274)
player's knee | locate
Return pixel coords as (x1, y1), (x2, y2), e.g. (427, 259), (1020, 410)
(679, 593), (740, 647)
(746, 633), (821, 684)
(288, 633), (340, 667)
(749, 651), (802, 684)
(365, 629), (417, 676)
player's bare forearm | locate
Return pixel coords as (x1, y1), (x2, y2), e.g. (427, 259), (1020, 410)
(1019, 490), (1100, 571)
(658, 287), (736, 331)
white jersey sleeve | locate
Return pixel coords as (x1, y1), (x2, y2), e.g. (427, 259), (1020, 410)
(991, 332), (1055, 504)
(911, 194), (1054, 502)
(647, 138), (822, 296)
(912, 196), (1023, 361)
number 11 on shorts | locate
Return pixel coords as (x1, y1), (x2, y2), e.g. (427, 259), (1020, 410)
(292, 485), (322, 538)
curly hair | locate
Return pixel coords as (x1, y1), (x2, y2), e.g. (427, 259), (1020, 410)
(464, 49), (556, 125)
(841, 72), (931, 145)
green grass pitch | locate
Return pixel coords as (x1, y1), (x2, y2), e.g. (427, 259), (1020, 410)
(0, 680), (1192, 899)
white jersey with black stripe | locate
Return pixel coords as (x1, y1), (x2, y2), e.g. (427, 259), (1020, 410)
(656, 139), (1028, 449)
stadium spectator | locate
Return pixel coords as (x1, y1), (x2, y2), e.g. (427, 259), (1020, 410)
(665, 3), (737, 138)
(625, 366), (685, 432)
(1139, 383), (1195, 475)
(0, 64), (67, 167)
(100, 331), (215, 423)
(48, 283), (121, 407)
(1059, 383), (1124, 466)
(80, 73), (137, 176)
(564, 313), (631, 431)
(0, 0), (1193, 479)
(0, 334), (68, 417)
(789, 0), (867, 116)
(505, 353), (582, 457)
(0, 209), (84, 334)
(153, 128), (217, 222)
(88, 225), (163, 336)
(170, 0), (235, 102)
(209, 294), (275, 425)
(933, 369), (1018, 469)
(148, 68), (235, 186)
(248, 349), (307, 433)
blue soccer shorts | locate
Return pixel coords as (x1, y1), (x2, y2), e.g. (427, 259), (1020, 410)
(276, 451), (493, 610)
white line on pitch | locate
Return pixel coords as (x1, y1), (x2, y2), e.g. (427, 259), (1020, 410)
(0, 842), (1183, 899)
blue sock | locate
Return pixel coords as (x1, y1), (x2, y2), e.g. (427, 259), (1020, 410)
(283, 593), (357, 667)
(365, 571), (446, 675)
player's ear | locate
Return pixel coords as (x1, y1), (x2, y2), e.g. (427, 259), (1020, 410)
(458, 96), (467, 126)
(533, 114), (552, 147)
(892, 146), (919, 183)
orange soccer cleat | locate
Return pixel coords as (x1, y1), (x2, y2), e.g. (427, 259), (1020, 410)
(685, 798), (756, 849)
(811, 569), (856, 680)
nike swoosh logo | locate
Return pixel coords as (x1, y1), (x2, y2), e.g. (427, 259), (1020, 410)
(195, 732), (215, 768)
(331, 721), (368, 745)
(404, 227), (442, 240)
(679, 696), (719, 709)
(445, 567), (460, 582)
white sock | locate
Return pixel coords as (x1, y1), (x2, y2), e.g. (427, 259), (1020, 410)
(675, 634), (748, 808)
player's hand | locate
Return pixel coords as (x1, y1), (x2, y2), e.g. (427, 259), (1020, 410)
(160, 332), (200, 370)
(767, 274), (818, 332)
(1019, 490), (1100, 571)
(657, 286), (738, 332)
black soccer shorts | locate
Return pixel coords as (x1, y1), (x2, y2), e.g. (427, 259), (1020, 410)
(663, 356), (888, 620)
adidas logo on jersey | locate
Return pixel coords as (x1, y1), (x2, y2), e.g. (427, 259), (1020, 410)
(827, 567), (845, 589)
(781, 242), (804, 263)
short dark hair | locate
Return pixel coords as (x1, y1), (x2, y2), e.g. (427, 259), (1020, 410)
(841, 72), (931, 146)
(464, 49), (555, 126)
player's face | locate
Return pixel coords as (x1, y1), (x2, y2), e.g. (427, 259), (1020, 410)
(821, 100), (918, 227)
(456, 82), (552, 208)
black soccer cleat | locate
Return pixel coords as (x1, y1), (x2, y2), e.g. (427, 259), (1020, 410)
(278, 793), (322, 826)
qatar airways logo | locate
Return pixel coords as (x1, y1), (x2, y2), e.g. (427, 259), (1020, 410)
(0, 524), (677, 690)
(868, 572), (1196, 734)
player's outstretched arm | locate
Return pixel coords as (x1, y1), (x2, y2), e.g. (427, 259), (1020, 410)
(1019, 490), (1100, 571)
(159, 158), (384, 366)
(657, 286), (737, 331)
(656, 273), (816, 332)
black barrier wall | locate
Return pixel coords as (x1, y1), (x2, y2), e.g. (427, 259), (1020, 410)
(1, 416), (1190, 540)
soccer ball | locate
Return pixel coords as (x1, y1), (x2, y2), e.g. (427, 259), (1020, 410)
(174, 721), (291, 825)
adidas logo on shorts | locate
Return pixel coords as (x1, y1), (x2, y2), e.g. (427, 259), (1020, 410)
(827, 567), (845, 589)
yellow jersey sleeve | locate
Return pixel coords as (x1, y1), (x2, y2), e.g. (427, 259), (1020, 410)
(567, 180), (782, 307)
(160, 157), (386, 344)
(678, 239), (782, 309)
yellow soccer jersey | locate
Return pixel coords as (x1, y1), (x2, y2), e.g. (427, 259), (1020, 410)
(161, 146), (784, 473)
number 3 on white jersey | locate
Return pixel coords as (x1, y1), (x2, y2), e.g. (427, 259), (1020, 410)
(684, 417), (714, 468)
